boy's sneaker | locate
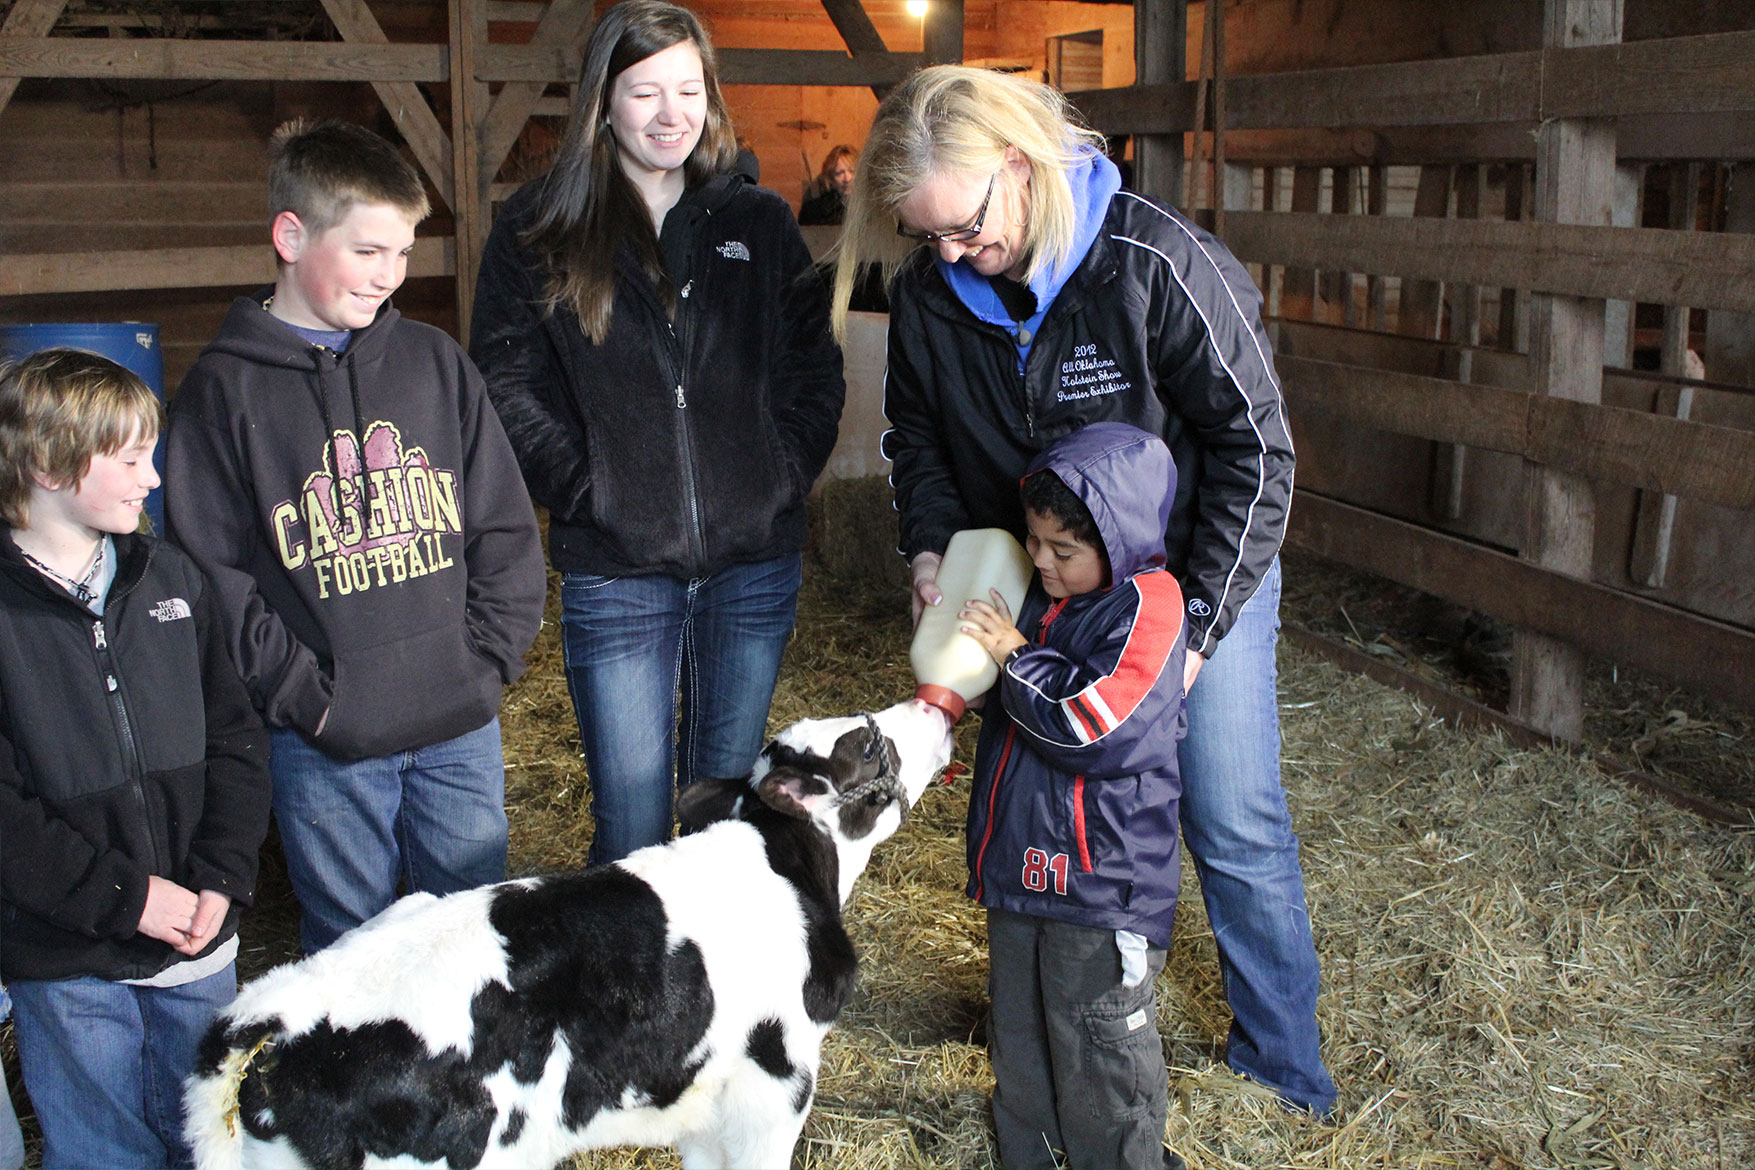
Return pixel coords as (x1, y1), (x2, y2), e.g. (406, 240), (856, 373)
(1163, 1147), (1188, 1170)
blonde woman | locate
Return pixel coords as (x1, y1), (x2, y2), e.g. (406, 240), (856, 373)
(471, 0), (845, 865)
(832, 65), (1331, 1165)
(799, 143), (858, 225)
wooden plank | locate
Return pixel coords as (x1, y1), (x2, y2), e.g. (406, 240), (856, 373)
(1281, 354), (1755, 509)
(1277, 166), (1321, 321)
(0, 0), (67, 121)
(0, 181), (264, 223)
(1545, 29), (1755, 118)
(0, 36), (445, 81)
(1226, 51), (1543, 130)
(1067, 30), (1755, 137)
(320, 0), (456, 213)
(1279, 355), (1530, 455)
(1286, 491), (1755, 715)
(1219, 212), (1755, 315)
(0, 238), (453, 296)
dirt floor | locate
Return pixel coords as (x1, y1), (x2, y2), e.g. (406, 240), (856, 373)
(5, 552), (1751, 1169)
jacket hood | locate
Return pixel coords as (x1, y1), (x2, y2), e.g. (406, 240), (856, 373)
(937, 145), (1122, 334)
(199, 289), (402, 370)
(1024, 421), (1176, 585)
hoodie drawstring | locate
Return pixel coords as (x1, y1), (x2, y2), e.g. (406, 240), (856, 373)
(310, 350), (374, 540)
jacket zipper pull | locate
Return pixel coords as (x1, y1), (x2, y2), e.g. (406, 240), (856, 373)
(675, 384), (687, 408)
(93, 620), (107, 650)
(679, 280), (693, 299)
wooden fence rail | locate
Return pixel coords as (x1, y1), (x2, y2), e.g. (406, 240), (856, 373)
(1287, 492), (1755, 714)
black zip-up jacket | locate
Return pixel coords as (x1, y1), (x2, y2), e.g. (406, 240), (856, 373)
(883, 190), (1295, 657)
(469, 170), (847, 578)
(167, 296), (547, 760)
(0, 530), (270, 982)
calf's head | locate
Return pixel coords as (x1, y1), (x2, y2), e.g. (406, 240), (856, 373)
(679, 698), (954, 902)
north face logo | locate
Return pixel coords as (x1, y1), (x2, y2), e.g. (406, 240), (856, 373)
(149, 598), (192, 623)
(716, 240), (751, 261)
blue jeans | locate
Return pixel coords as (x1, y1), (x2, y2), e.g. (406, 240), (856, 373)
(10, 966), (235, 1169)
(1179, 559), (1337, 1114)
(270, 717), (509, 953)
(560, 554), (802, 865)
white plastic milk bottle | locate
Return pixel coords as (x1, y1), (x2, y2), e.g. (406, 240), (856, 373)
(910, 528), (1035, 721)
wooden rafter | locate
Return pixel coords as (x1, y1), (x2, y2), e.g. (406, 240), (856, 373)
(478, 0), (594, 186)
(318, 0), (457, 212)
(818, 0), (890, 99)
(0, 0), (67, 122)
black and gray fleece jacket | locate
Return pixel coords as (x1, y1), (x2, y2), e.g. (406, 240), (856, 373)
(468, 170), (846, 580)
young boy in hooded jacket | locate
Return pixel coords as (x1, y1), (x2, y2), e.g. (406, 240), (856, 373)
(0, 348), (271, 1167)
(165, 120), (546, 954)
(956, 421), (1188, 1170)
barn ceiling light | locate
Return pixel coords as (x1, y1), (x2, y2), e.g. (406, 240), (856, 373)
(906, 1), (928, 18)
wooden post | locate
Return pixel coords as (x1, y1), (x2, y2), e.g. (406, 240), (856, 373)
(1603, 162), (1643, 369)
(1365, 164), (1387, 330)
(1322, 166), (1354, 324)
(1132, 0), (1184, 208)
(1628, 162), (1701, 589)
(1432, 164), (1483, 521)
(1397, 165), (1451, 339)
(449, 0), (486, 342)
(1704, 161), (1755, 387)
(1496, 162), (1530, 351)
(1279, 166), (1321, 320)
(1511, 0), (1621, 741)
(922, 0), (963, 65)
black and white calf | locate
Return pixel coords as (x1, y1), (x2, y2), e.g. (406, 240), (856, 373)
(185, 699), (953, 1170)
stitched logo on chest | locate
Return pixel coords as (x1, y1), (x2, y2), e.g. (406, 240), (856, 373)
(716, 240), (751, 261)
(149, 598), (192, 622)
(1057, 341), (1132, 402)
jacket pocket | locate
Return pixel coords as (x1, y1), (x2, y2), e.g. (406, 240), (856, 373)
(316, 624), (502, 759)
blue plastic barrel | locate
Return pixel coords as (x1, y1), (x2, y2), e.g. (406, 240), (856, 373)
(0, 322), (167, 535)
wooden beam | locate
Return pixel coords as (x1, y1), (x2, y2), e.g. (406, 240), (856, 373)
(1396, 165), (1450, 339)
(818, 0), (890, 99)
(0, 238), (452, 297)
(1286, 491), (1755, 717)
(0, 35), (445, 81)
(0, 0), (67, 122)
(1219, 212), (1755, 315)
(1279, 354), (1755, 510)
(319, 0), (456, 213)
(477, 43), (925, 87)
(1513, 0), (1619, 741)
(477, 0), (594, 183)
(1068, 29), (1755, 137)
(922, 0), (963, 66)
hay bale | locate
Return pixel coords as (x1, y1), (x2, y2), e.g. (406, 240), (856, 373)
(811, 475), (911, 592)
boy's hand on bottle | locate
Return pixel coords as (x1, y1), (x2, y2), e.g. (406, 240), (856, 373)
(960, 589), (1028, 665)
(138, 875), (199, 949)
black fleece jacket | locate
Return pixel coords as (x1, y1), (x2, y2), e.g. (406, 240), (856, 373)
(0, 531), (270, 982)
(469, 170), (846, 578)
(166, 296), (547, 760)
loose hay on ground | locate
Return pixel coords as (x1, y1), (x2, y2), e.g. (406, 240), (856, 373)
(216, 559), (1755, 1170)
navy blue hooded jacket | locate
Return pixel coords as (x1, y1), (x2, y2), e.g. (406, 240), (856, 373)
(966, 422), (1187, 948)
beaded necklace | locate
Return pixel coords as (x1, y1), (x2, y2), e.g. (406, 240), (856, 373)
(22, 540), (105, 605)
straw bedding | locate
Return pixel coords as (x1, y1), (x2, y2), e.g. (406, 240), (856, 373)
(508, 561), (1755, 1168)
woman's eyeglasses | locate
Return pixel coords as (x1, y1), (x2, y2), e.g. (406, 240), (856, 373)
(897, 172), (998, 243)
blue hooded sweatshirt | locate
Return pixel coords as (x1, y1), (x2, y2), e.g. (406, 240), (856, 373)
(936, 147), (1122, 372)
(965, 421), (1188, 948)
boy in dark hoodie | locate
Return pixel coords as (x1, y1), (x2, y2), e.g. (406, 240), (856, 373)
(165, 120), (546, 954)
(0, 349), (270, 1166)
(957, 421), (1188, 1170)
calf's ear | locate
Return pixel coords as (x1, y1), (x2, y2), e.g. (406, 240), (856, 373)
(677, 777), (749, 834)
(755, 766), (830, 821)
